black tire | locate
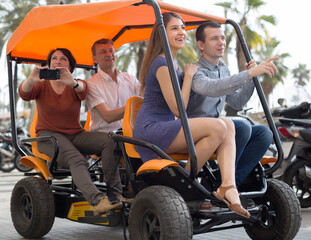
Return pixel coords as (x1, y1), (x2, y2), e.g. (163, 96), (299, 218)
(0, 157), (15, 172)
(283, 159), (311, 208)
(128, 185), (192, 240)
(245, 179), (301, 240)
(11, 177), (55, 239)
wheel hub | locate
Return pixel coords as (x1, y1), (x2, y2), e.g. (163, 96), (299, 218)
(142, 210), (160, 240)
(21, 193), (32, 220)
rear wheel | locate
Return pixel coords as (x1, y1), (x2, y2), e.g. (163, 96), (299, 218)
(11, 177), (55, 239)
(283, 159), (311, 208)
(244, 179), (301, 240)
(129, 185), (192, 240)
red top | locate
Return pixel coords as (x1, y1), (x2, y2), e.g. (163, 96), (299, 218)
(19, 80), (88, 136)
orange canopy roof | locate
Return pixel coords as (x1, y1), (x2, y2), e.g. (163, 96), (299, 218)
(6, 0), (226, 67)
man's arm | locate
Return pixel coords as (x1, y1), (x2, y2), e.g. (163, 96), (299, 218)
(93, 103), (125, 124)
(192, 68), (251, 97)
(225, 81), (254, 110)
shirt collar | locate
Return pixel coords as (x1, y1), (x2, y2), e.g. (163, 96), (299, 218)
(98, 68), (120, 82)
(198, 55), (225, 70)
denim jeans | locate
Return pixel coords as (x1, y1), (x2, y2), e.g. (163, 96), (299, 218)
(233, 119), (273, 188)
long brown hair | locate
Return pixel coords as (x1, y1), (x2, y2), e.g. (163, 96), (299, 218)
(138, 12), (184, 95)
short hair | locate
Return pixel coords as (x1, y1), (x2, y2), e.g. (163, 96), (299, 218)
(47, 48), (76, 73)
(195, 21), (222, 42)
(91, 38), (114, 56)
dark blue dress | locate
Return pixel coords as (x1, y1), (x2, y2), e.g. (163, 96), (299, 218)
(133, 56), (182, 162)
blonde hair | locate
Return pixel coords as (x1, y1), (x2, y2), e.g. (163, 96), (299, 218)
(139, 12), (184, 95)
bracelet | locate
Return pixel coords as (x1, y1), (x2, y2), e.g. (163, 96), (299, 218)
(72, 79), (79, 89)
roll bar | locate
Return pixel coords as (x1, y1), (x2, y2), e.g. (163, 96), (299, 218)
(226, 19), (283, 175)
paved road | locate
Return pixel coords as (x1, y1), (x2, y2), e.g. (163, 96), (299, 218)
(1, 170), (310, 240)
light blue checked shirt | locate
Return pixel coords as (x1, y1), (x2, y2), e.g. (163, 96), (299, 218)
(186, 56), (254, 118)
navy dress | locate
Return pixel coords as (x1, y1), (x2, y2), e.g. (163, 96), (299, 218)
(133, 56), (182, 162)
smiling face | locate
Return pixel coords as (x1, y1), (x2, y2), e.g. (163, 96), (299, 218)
(197, 27), (226, 65)
(50, 50), (71, 71)
(93, 43), (116, 71)
(165, 17), (186, 55)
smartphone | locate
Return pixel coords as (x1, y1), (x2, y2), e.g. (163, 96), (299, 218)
(39, 69), (60, 80)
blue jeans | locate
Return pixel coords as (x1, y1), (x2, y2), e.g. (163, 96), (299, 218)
(213, 119), (273, 189)
(233, 119), (273, 188)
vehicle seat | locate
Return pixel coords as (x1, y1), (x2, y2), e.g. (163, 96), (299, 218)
(123, 96), (194, 161)
(30, 110), (52, 161)
(19, 110), (53, 180)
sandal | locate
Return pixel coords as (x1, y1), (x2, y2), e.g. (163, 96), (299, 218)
(212, 185), (250, 218)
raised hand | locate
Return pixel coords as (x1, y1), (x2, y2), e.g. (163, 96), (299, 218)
(248, 57), (279, 78)
(183, 63), (199, 80)
(55, 67), (76, 87)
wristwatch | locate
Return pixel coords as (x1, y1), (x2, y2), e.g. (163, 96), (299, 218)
(72, 79), (79, 89)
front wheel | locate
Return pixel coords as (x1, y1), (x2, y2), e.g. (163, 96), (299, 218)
(244, 179), (301, 240)
(128, 185), (192, 240)
(283, 159), (311, 208)
(11, 177), (55, 239)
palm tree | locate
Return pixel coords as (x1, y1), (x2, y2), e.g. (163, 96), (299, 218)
(116, 41), (147, 79)
(177, 29), (201, 68)
(216, 0), (276, 71)
(256, 38), (290, 104)
(292, 63), (310, 87)
(0, 0), (41, 51)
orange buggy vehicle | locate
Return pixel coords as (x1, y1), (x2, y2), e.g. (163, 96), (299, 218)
(7, 0), (301, 239)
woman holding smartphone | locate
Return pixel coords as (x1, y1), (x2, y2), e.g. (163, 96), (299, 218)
(18, 48), (127, 216)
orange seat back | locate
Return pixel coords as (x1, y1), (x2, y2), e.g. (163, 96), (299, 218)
(122, 96), (143, 158)
(84, 110), (91, 131)
(30, 110), (52, 161)
(122, 96), (191, 161)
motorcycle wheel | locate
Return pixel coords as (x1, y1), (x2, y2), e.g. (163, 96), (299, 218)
(0, 156), (15, 172)
(283, 159), (311, 208)
(14, 154), (32, 172)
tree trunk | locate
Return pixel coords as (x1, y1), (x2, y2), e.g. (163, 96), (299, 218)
(136, 41), (146, 79)
(260, 81), (273, 106)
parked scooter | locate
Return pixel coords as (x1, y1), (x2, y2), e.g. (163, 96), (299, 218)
(272, 101), (311, 208)
(0, 127), (32, 173)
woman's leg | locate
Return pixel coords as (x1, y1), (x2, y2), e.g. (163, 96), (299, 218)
(72, 131), (122, 195)
(38, 130), (104, 206)
(216, 118), (248, 213)
(166, 117), (227, 173)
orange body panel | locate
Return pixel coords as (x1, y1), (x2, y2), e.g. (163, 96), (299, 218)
(20, 156), (52, 180)
(136, 159), (179, 176)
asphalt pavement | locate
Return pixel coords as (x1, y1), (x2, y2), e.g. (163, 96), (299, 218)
(1, 170), (310, 240)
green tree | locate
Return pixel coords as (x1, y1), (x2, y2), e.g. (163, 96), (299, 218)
(0, 0), (41, 51)
(177, 29), (201, 69)
(292, 63), (310, 87)
(216, 0), (276, 71)
(116, 41), (147, 79)
(256, 38), (290, 104)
